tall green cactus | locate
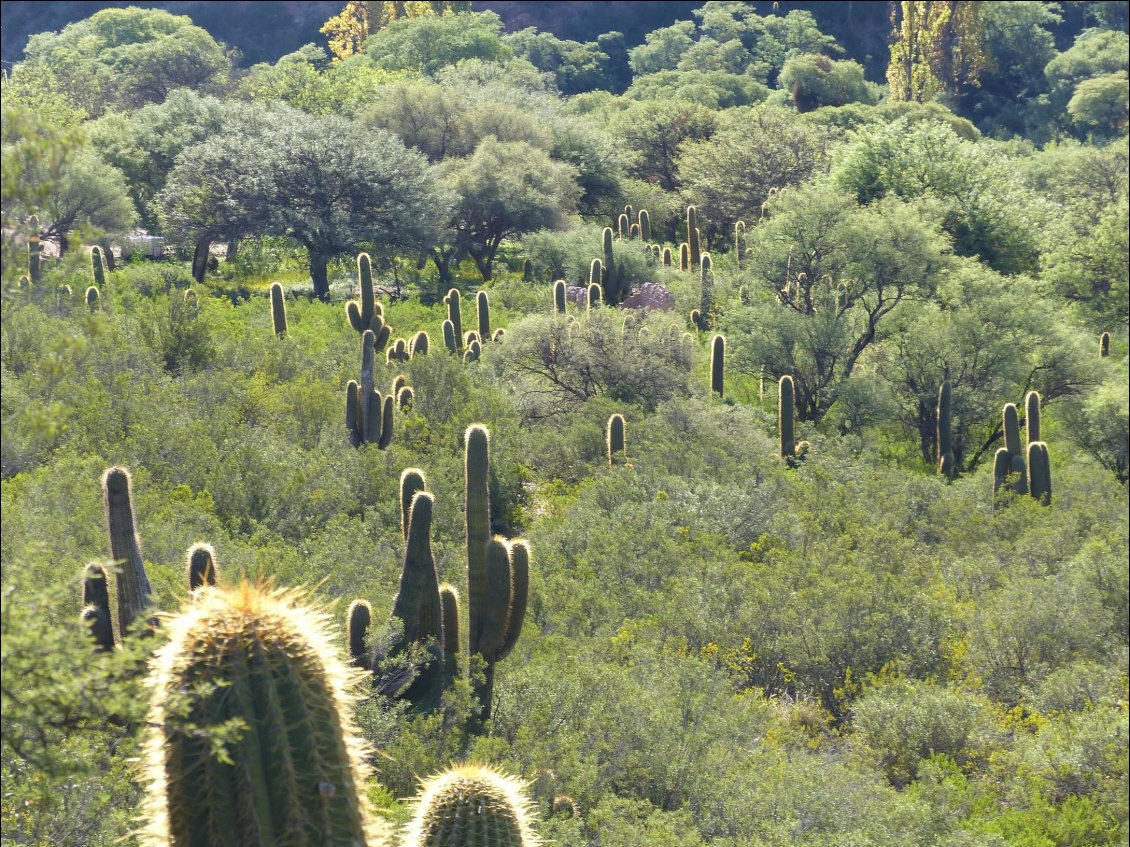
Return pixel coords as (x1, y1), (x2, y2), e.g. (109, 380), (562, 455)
(412, 330), (430, 356)
(81, 564), (115, 651)
(639, 209), (651, 242)
(269, 283), (287, 337)
(442, 319), (457, 354)
(400, 469), (427, 540)
(992, 447), (1010, 503)
(438, 583), (460, 671)
(710, 334), (725, 398)
(936, 380), (954, 477)
(346, 598), (372, 668)
(617, 213), (629, 240)
(392, 491), (446, 709)
(85, 286), (100, 311)
(1025, 390), (1041, 444)
(553, 280), (567, 315)
(587, 283), (602, 310)
(734, 220), (746, 270)
(629, 223), (640, 239)
(27, 215), (41, 284)
(1003, 403), (1022, 457)
(445, 289), (463, 344)
(91, 245), (107, 287)
(102, 467), (152, 638)
(607, 414), (627, 466)
(346, 380), (362, 446)
(686, 206), (700, 270)
(699, 253), (714, 330)
(141, 583), (387, 847)
(404, 764), (538, 847)
(478, 291), (491, 341)
(1027, 441), (1052, 505)
(1100, 331), (1110, 357)
(662, 247), (673, 267)
(679, 243), (689, 272)
(602, 226), (615, 285)
(379, 394), (394, 449)
(186, 543), (218, 591)
(779, 376), (796, 460)
(347, 253), (385, 334)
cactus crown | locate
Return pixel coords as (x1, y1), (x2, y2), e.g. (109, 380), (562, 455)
(186, 543), (218, 591)
(404, 764), (539, 847)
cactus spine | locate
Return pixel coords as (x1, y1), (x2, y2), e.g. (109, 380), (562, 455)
(141, 583), (386, 847)
(710, 334), (725, 398)
(607, 414), (627, 466)
(936, 380), (954, 477)
(269, 283), (287, 337)
(686, 206), (700, 270)
(779, 376), (796, 460)
(404, 764), (538, 847)
(27, 215), (41, 284)
(102, 467), (152, 638)
(91, 244), (106, 287)
(346, 598), (372, 668)
(81, 564), (115, 651)
(186, 543), (218, 591)
(392, 491), (446, 708)
(553, 280), (567, 314)
(477, 291), (491, 341)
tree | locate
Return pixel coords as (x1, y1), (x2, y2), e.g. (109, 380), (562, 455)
(320, 1), (472, 60)
(887, 1), (988, 103)
(19, 8), (233, 116)
(728, 185), (950, 421)
(435, 138), (579, 281)
(238, 46), (401, 116)
(778, 55), (880, 111)
(1067, 72), (1130, 137)
(364, 10), (511, 75)
(507, 28), (610, 95)
(612, 100), (717, 192)
(159, 111), (452, 296)
(628, 21), (697, 75)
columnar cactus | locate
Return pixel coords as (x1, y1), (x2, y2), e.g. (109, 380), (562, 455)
(992, 447), (1010, 502)
(398, 385), (415, 410)
(412, 331), (430, 356)
(617, 213), (630, 240)
(734, 220), (746, 270)
(1025, 390), (1041, 444)
(445, 289), (463, 346)
(464, 340), (482, 364)
(1100, 331), (1110, 357)
(443, 319), (458, 354)
(91, 245), (106, 287)
(522, 258), (533, 282)
(553, 280), (567, 314)
(347, 598), (372, 668)
(478, 291), (491, 341)
(697, 253), (714, 330)
(779, 376), (796, 460)
(997, 402), (1028, 496)
(141, 583), (387, 847)
(85, 286), (100, 311)
(81, 564), (115, 651)
(438, 583), (460, 667)
(492, 328), (505, 343)
(346, 380), (362, 446)
(186, 543), (218, 591)
(607, 413), (627, 466)
(102, 467), (152, 638)
(269, 282), (287, 337)
(28, 215), (41, 284)
(404, 764), (538, 847)
(639, 209), (651, 242)
(400, 469), (428, 540)
(1028, 441), (1052, 505)
(662, 247), (673, 267)
(379, 394), (394, 449)
(629, 223), (640, 239)
(936, 380), (954, 477)
(347, 253), (385, 334)
(679, 243), (690, 272)
(392, 491), (446, 709)
(686, 206), (701, 270)
(710, 334), (725, 398)
(587, 283), (602, 310)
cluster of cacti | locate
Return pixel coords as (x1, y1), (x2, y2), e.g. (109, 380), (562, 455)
(269, 282), (287, 337)
(710, 334), (725, 398)
(27, 215), (42, 284)
(444, 289), (463, 350)
(936, 380), (954, 478)
(778, 376), (810, 466)
(607, 414), (628, 466)
(404, 764), (539, 847)
(464, 425), (529, 723)
(141, 582), (387, 847)
(102, 467), (153, 639)
(993, 392), (1051, 505)
(345, 330), (401, 448)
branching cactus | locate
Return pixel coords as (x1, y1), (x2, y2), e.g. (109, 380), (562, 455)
(392, 491), (446, 709)
(404, 764), (539, 847)
(91, 245), (107, 287)
(186, 543), (218, 592)
(639, 209), (651, 242)
(28, 215), (42, 284)
(81, 564), (115, 651)
(607, 414), (627, 467)
(936, 380), (954, 478)
(445, 289), (463, 345)
(141, 583), (387, 847)
(710, 334), (725, 398)
(1000, 403), (1028, 495)
(347, 253), (385, 334)
(686, 206), (701, 270)
(269, 283), (287, 337)
(347, 598), (372, 669)
(553, 280), (567, 315)
(478, 291), (491, 341)
(102, 467), (153, 638)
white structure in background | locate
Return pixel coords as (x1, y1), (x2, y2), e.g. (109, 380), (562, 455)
(121, 233), (166, 259)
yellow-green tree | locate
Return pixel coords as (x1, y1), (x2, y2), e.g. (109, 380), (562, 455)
(887, 1), (988, 102)
(321, 1), (471, 60)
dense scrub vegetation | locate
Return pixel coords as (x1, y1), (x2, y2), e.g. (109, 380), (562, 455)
(2, 2), (1128, 845)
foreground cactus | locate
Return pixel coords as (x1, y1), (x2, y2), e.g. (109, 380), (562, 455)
(186, 543), (218, 591)
(607, 413), (627, 466)
(936, 380), (954, 477)
(404, 764), (539, 847)
(269, 283), (287, 337)
(81, 564), (115, 651)
(141, 583), (387, 847)
(102, 467), (152, 638)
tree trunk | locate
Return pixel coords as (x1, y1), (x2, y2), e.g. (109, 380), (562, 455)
(99, 239), (116, 271)
(191, 237), (212, 283)
(226, 239), (239, 263)
(310, 250), (330, 300)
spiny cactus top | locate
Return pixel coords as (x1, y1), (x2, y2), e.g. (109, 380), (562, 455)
(404, 764), (539, 847)
(102, 466), (152, 636)
(141, 582), (388, 847)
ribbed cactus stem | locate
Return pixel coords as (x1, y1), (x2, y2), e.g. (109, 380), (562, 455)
(662, 247), (673, 267)
(779, 376), (796, 458)
(91, 245), (106, 287)
(1025, 390), (1041, 444)
(992, 447), (1010, 502)
(639, 209), (651, 242)
(347, 252), (377, 332)
(734, 220), (745, 270)
(1028, 442), (1052, 505)
(186, 543), (218, 591)
(617, 214), (629, 240)
(360, 329), (376, 434)
(269, 283), (287, 337)
(378, 394), (394, 449)
(710, 334), (725, 398)
(398, 386), (415, 409)
(553, 280), (566, 314)
(587, 283), (601, 310)
(522, 258), (533, 282)
(102, 467), (152, 638)
(607, 414), (627, 466)
(1010, 454), (1028, 495)
(404, 765), (538, 847)
(442, 319), (457, 354)
(936, 380), (953, 477)
(393, 491), (445, 708)
(1100, 331), (1110, 357)
(465, 424), (491, 648)
(346, 380), (361, 445)
(364, 390), (382, 444)
(1003, 403), (1021, 457)
(28, 215), (41, 284)
(346, 598), (372, 668)
(477, 291), (491, 341)
(400, 469), (428, 540)
(679, 242), (689, 271)
(700, 253), (713, 329)
(445, 289), (463, 344)
(439, 584), (460, 663)
(85, 286), (100, 310)
(81, 564), (115, 651)
(687, 206), (700, 270)
(413, 331), (430, 355)
(142, 583), (385, 847)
